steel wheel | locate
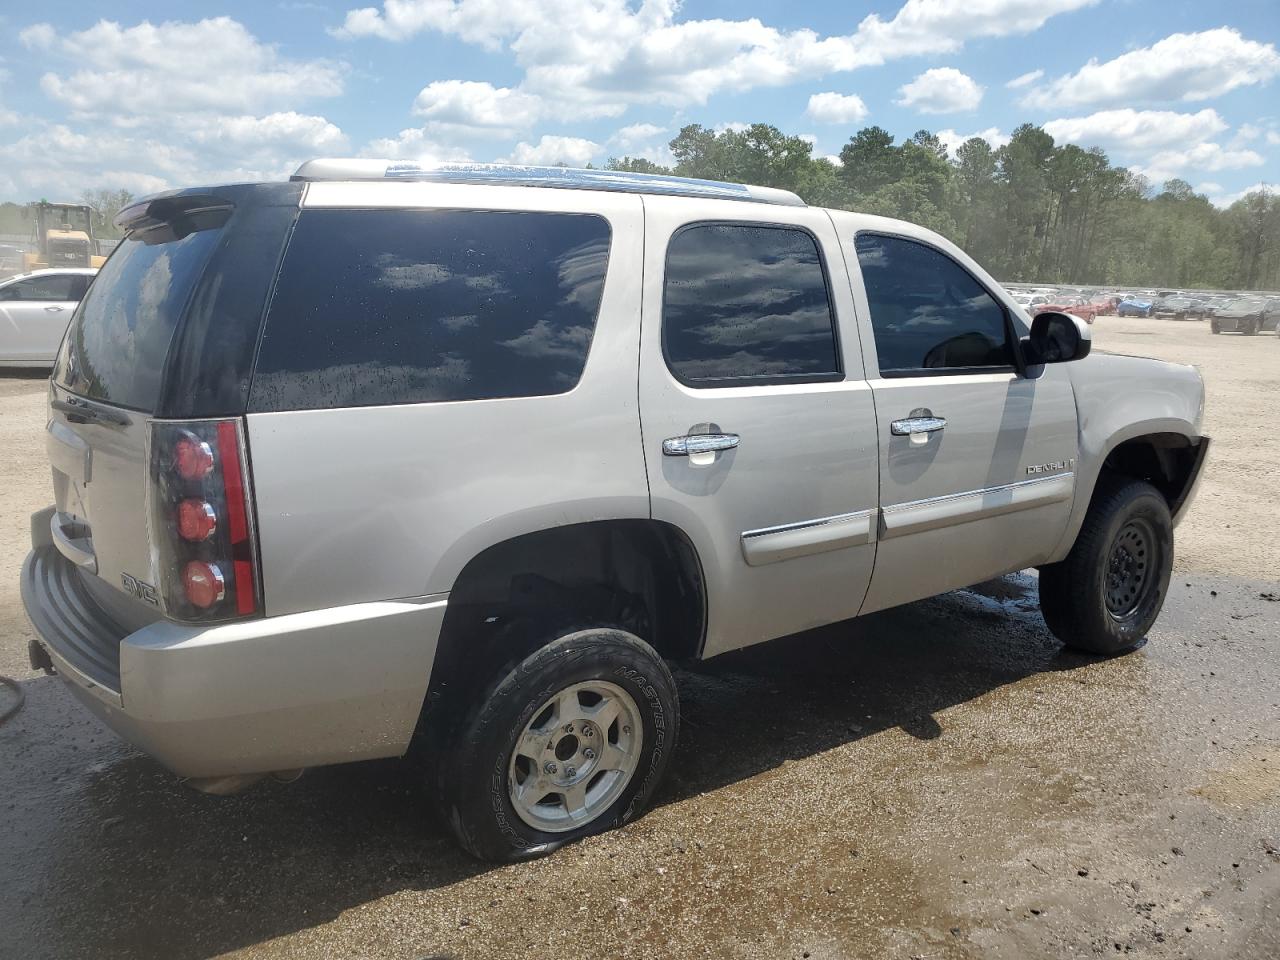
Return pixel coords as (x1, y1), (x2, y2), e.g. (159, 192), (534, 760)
(507, 680), (643, 833)
(1105, 518), (1157, 619)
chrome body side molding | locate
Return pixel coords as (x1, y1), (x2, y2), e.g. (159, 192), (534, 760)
(879, 473), (1075, 540)
(740, 509), (876, 567)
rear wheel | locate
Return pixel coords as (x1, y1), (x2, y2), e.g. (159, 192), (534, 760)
(1243, 318), (1259, 336)
(1039, 479), (1173, 656)
(439, 627), (679, 862)
(1210, 318), (1221, 334)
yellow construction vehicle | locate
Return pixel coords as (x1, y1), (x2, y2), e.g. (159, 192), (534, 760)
(23, 201), (108, 271)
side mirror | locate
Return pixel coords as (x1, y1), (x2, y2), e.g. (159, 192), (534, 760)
(1021, 311), (1091, 365)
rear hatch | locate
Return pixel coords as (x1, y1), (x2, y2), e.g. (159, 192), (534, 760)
(45, 184), (300, 610)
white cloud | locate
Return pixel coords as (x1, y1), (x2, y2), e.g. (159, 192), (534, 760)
(606, 122), (672, 163)
(358, 127), (473, 162)
(1236, 124), (1262, 141)
(28, 17), (345, 117)
(1268, 131), (1280, 147)
(335, 0), (1094, 115)
(1208, 183), (1274, 209)
(1005, 69), (1043, 89)
(1023, 28), (1280, 110)
(610, 123), (666, 148)
(1043, 108), (1228, 151)
(935, 127), (1010, 156)
(1135, 143), (1266, 186)
(1, 18), (351, 201)
(411, 80), (544, 137)
(18, 23), (56, 49)
(504, 134), (600, 167)
(1195, 182), (1224, 195)
(190, 112), (349, 152)
(805, 91), (869, 124)
(896, 67), (983, 113)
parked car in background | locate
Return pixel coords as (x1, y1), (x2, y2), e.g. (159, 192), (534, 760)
(1209, 297), (1279, 335)
(1035, 297), (1101, 323)
(1153, 296), (1206, 320)
(1089, 294), (1118, 316)
(1012, 292), (1050, 313)
(0, 268), (96, 366)
(1117, 297), (1155, 317)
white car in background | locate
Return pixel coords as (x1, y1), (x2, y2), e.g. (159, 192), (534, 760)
(1011, 292), (1050, 313)
(0, 268), (96, 367)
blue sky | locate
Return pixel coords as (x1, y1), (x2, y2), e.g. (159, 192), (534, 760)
(0, 0), (1277, 206)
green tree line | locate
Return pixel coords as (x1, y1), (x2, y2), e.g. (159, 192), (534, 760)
(608, 123), (1280, 291)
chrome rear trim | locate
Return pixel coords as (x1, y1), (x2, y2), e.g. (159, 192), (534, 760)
(741, 509), (876, 566)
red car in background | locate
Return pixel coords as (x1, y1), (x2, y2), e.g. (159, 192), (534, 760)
(1032, 297), (1102, 323)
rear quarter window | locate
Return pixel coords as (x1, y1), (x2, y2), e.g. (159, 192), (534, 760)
(249, 208), (612, 411)
(55, 221), (225, 412)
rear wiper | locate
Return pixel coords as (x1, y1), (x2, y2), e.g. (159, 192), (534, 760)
(52, 397), (132, 427)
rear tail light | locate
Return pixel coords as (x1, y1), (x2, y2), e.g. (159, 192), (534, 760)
(149, 419), (260, 621)
(183, 561), (226, 608)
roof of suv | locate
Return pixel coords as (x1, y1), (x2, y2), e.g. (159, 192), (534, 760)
(291, 159), (806, 208)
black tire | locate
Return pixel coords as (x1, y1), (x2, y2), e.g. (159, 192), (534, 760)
(1039, 479), (1173, 656)
(1243, 318), (1258, 336)
(439, 628), (678, 862)
(1210, 318), (1220, 334)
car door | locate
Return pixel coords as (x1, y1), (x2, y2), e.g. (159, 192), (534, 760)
(0, 273), (84, 362)
(831, 220), (1080, 614)
(638, 197), (880, 657)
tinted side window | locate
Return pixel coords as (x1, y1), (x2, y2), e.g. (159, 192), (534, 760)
(4, 275), (77, 301)
(55, 218), (225, 412)
(855, 234), (1014, 374)
(251, 209), (611, 411)
(663, 223), (840, 385)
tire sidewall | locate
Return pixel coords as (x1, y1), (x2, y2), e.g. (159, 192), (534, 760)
(446, 629), (677, 862)
(1080, 488), (1173, 652)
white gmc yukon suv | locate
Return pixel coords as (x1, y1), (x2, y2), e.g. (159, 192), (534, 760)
(23, 161), (1209, 861)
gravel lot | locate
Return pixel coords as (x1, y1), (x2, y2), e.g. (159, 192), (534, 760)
(1, 315), (1277, 959)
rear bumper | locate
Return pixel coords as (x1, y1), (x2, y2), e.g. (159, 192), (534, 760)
(22, 535), (446, 779)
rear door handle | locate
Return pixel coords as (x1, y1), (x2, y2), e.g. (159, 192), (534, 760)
(662, 433), (740, 456)
(890, 416), (946, 436)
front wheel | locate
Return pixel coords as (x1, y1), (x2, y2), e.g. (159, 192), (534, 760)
(440, 628), (679, 862)
(1039, 479), (1173, 656)
(1210, 318), (1221, 334)
(1243, 319), (1259, 336)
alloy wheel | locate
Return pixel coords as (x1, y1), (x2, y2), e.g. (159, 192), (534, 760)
(507, 680), (643, 833)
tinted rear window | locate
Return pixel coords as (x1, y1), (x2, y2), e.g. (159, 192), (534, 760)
(250, 209), (611, 411)
(662, 223), (840, 385)
(54, 220), (225, 412)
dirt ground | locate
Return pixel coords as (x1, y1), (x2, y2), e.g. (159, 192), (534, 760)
(0, 315), (1278, 959)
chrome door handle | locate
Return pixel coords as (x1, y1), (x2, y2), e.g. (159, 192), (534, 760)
(890, 416), (947, 436)
(662, 433), (740, 456)
(44, 305), (65, 313)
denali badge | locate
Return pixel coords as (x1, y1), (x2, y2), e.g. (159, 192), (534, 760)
(1026, 459), (1076, 475)
(121, 573), (160, 606)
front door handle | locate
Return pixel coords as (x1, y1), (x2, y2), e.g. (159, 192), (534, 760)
(890, 416), (946, 436)
(44, 305), (65, 313)
(662, 433), (740, 457)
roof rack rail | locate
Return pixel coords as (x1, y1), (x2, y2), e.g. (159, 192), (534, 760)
(291, 159), (806, 207)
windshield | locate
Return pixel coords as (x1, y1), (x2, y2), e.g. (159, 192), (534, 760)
(53, 216), (226, 411)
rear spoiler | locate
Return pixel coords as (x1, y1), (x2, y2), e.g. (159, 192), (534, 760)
(114, 194), (234, 239)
